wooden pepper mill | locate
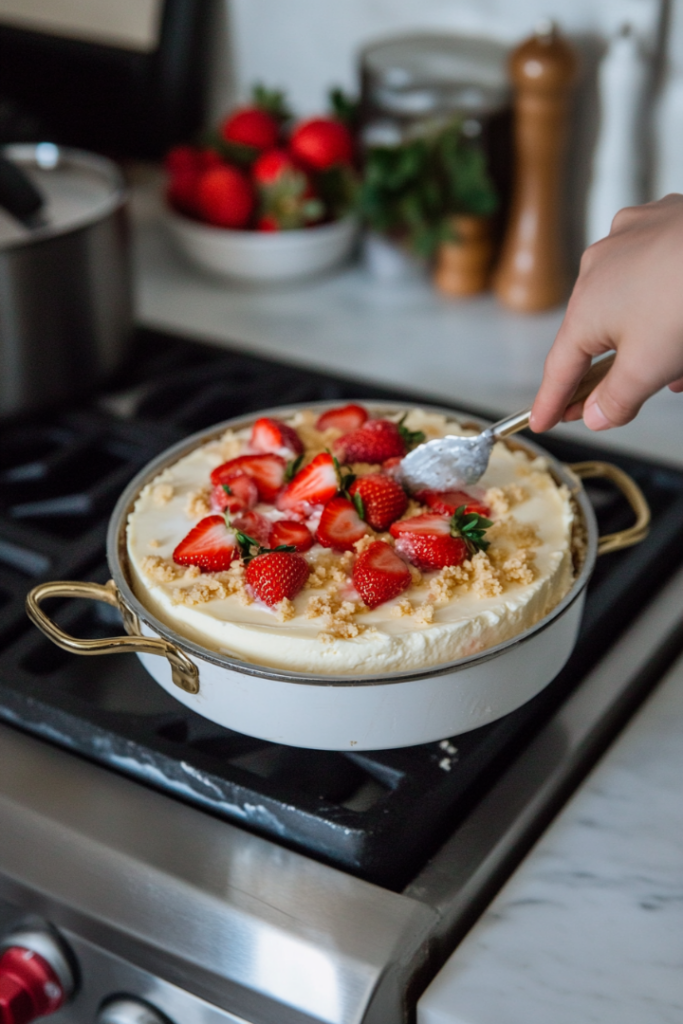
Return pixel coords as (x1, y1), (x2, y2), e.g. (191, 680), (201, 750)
(493, 22), (578, 312)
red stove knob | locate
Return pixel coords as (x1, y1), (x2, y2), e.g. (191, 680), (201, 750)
(0, 947), (64, 1023)
(0, 930), (74, 1024)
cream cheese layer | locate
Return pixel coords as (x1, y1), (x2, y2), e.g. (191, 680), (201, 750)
(126, 410), (576, 675)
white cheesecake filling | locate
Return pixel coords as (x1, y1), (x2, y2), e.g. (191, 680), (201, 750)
(126, 410), (576, 675)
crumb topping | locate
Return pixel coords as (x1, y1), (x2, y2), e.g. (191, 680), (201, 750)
(276, 597), (296, 622)
(141, 555), (183, 582)
(152, 483), (174, 506)
(306, 593), (365, 641)
(186, 487), (212, 520)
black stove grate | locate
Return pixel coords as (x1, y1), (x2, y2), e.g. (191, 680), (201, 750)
(2, 327), (683, 891)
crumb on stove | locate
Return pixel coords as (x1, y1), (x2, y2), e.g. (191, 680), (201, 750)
(186, 487), (212, 520)
(152, 483), (174, 506)
(141, 555), (183, 583)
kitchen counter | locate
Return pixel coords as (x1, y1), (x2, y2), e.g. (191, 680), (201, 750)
(418, 649), (683, 1024)
(131, 184), (683, 470)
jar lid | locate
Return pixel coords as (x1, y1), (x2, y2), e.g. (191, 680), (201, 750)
(362, 34), (510, 117)
(0, 143), (126, 249)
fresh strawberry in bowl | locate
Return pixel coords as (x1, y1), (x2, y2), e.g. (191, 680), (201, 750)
(289, 118), (354, 171)
(163, 84), (358, 282)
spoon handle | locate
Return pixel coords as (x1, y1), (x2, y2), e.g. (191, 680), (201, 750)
(491, 350), (617, 439)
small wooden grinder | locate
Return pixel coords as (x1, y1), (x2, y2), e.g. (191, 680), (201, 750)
(493, 22), (578, 311)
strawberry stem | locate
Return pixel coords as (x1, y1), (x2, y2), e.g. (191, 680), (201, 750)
(397, 414), (426, 450)
(285, 453), (304, 481)
(450, 506), (492, 555)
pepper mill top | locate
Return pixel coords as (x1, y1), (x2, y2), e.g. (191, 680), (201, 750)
(509, 20), (578, 94)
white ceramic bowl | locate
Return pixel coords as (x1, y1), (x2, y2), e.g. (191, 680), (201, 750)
(165, 209), (359, 283)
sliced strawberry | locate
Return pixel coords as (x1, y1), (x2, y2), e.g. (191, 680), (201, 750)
(334, 419), (406, 464)
(352, 541), (411, 609)
(173, 515), (237, 572)
(316, 404), (369, 433)
(210, 474), (259, 513)
(250, 417), (304, 457)
(276, 452), (338, 511)
(316, 496), (369, 551)
(232, 509), (272, 547)
(211, 454), (287, 503)
(416, 489), (491, 518)
(348, 474), (408, 532)
(246, 551), (310, 607)
(270, 519), (313, 552)
(390, 514), (468, 572)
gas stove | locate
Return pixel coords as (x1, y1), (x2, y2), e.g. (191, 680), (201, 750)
(1, 328), (682, 1024)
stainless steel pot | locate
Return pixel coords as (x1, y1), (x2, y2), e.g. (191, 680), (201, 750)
(0, 144), (132, 417)
(25, 403), (650, 750)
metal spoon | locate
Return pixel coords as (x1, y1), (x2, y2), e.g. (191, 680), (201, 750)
(399, 351), (616, 492)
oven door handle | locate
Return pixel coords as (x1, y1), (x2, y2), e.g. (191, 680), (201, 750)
(570, 460), (650, 555)
(25, 579), (199, 693)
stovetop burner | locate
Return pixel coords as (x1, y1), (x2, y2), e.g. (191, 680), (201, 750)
(2, 327), (683, 890)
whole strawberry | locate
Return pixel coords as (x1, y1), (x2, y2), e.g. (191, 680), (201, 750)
(196, 165), (255, 228)
(252, 148), (298, 186)
(246, 551), (310, 607)
(252, 148), (323, 229)
(221, 107), (279, 151)
(334, 419), (406, 464)
(348, 474), (407, 531)
(352, 541), (411, 609)
(290, 118), (353, 170)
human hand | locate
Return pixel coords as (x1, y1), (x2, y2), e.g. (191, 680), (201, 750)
(530, 194), (683, 432)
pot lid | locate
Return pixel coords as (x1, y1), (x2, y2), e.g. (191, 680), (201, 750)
(0, 142), (126, 249)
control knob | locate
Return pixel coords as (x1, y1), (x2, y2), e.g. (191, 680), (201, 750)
(97, 998), (171, 1024)
(0, 928), (74, 1024)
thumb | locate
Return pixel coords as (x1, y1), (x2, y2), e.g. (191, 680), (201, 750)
(582, 358), (654, 430)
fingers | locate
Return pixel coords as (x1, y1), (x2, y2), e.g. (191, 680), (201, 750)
(582, 355), (659, 430)
(669, 376), (683, 393)
(530, 323), (596, 432)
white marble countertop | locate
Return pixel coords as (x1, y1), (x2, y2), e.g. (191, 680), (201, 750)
(131, 184), (683, 469)
(418, 651), (683, 1024)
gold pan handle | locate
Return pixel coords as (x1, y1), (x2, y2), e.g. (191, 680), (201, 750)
(570, 461), (650, 555)
(25, 580), (199, 694)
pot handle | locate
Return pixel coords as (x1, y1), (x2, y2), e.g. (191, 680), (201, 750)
(25, 579), (199, 694)
(569, 461), (650, 555)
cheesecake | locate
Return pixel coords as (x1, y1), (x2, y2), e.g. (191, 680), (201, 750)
(126, 407), (577, 675)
